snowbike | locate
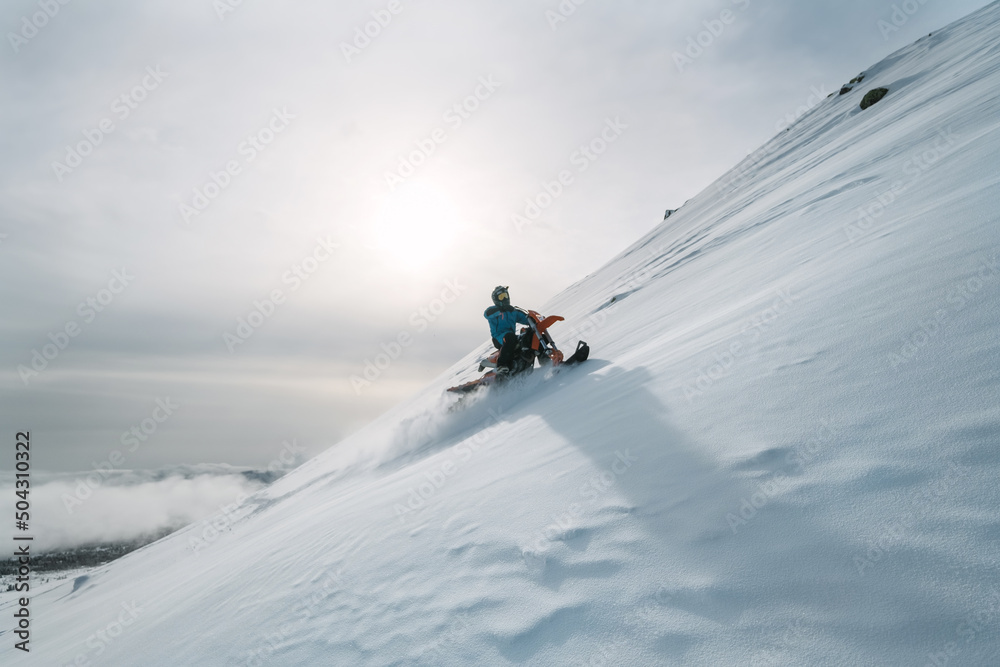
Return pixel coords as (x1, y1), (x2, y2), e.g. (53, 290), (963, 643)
(447, 309), (590, 393)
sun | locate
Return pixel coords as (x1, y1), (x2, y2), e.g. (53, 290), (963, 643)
(370, 184), (461, 269)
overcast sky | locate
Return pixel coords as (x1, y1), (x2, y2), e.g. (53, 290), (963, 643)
(1, 0), (990, 472)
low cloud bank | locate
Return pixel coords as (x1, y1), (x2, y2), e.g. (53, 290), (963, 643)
(1, 465), (290, 552)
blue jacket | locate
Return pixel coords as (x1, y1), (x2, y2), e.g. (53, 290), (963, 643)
(484, 305), (530, 348)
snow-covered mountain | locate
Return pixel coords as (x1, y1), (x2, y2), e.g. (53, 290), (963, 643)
(5, 3), (1000, 665)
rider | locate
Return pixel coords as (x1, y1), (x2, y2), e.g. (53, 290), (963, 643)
(484, 285), (532, 375)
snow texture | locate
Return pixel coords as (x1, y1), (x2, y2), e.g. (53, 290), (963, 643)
(4, 3), (1000, 665)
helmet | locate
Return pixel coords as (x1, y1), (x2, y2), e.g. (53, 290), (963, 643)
(491, 285), (510, 307)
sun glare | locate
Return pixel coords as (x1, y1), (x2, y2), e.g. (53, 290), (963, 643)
(370, 185), (461, 269)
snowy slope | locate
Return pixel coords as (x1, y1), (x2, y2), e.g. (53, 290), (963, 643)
(6, 3), (1000, 665)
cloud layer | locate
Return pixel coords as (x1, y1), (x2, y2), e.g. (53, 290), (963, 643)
(1, 465), (286, 551)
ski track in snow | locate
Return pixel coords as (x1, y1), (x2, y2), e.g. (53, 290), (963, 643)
(5, 3), (1000, 665)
